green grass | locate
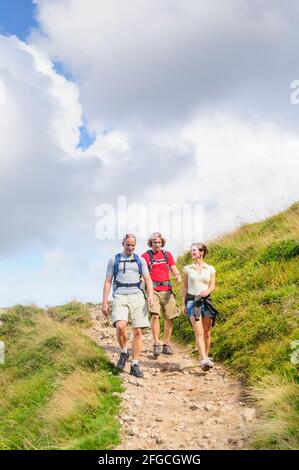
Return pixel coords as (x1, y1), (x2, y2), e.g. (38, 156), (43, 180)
(47, 301), (91, 326)
(0, 303), (122, 450)
(172, 201), (299, 449)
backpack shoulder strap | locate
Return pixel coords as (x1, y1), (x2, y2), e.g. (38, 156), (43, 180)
(161, 249), (169, 266)
(146, 249), (155, 272)
(113, 253), (121, 278)
(133, 254), (143, 276)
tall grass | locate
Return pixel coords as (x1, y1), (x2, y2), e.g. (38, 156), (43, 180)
(0, 303), (122, 450)
(251, 375), (299, 449)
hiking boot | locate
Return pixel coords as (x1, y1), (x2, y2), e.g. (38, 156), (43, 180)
(200, 358), (211, 372)
(162, 344), (173, 355)
(130, 363), (144, 378)
(153, 343), (161, 357)
(116, 351), (129, 370)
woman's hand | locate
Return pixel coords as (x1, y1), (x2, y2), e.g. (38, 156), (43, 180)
(182, 305), (187, 315)
(201, 290), (210, 298)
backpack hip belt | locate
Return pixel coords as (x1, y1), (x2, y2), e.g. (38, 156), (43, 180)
(114, 280), (142, 289)
(153, 280), (172, 288)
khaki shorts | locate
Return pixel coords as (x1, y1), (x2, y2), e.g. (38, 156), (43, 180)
(112, 292), (150, 329)
(150, 291), (180, 320)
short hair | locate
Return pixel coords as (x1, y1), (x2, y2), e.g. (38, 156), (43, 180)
(147, 232), (166, 248)
(122, 233), (136, 243)
(191, 242), (208, 258)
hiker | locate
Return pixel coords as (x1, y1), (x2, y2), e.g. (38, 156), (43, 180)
(102, 233), (154, 378)
(142, 232), (181, 358)
(182, 242), (218, 371)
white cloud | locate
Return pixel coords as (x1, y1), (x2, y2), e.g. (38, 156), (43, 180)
(143, 114), (299, 239)
(0, 78), (5, 104)
(0, 35), (116, 258)
(32, 0), (299, 128)
(18, 42), (83, 156)
(84, 130), (130, 166)
(1, 2), (298, 306)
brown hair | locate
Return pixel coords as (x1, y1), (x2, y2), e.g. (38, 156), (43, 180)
(147, 232), (166, 248)
(191, 242), (208, 258)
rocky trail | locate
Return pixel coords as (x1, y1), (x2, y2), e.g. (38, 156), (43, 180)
(86, 306), (257, 450)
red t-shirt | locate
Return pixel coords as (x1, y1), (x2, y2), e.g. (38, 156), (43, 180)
(141, 250), (175, 291)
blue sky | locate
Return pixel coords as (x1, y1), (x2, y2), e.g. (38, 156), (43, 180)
(0, 1), (298, 307)
(0, 0), (37, 40)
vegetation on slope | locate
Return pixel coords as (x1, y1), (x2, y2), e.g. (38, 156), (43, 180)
(172, 202), (299, 449)
(0, 302), (122, 450)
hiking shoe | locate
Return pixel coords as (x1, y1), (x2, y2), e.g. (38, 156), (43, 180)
(153, 343), (161, 357)
(162, 344), (173, 355)
(116, 351), (129, 370)
(207, 357), (214, 367)
(200, 358), (211, 372)
(130, 363), (144, 378)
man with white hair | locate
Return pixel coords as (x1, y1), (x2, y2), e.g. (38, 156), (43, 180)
(142, 232), (181, 358)
(102, 234), (154, 378)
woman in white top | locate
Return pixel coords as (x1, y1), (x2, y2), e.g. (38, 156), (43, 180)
(182, 242), (217, 371)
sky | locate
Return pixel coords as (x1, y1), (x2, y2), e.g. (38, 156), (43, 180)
(0, 0), (38, 39)
(0, 0), (298, 307)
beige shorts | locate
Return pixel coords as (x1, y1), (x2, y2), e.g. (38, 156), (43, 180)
(150, 291), (180, 320)
(112, 292), (150, 329)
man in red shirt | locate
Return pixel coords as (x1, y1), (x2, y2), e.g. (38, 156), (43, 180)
(142, 232), (181, 357)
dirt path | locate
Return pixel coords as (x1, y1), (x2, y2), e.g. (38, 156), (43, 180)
(86, 306), (257, 450)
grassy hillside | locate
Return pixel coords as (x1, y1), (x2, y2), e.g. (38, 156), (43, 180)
(0, 303), (122, 450)
(172, 202), (299, 449)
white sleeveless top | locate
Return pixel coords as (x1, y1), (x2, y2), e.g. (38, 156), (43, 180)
(183, 263), (216, 296)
